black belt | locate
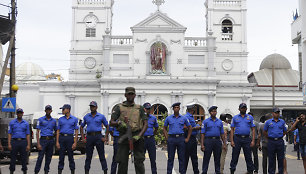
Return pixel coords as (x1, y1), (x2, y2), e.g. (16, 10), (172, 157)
(268, 137), (283, 141)
(235, 135), (250, 138)
(144, 135), (154, 138)
(41, 136), (54, 140)
(13, 138), (25, 140)
(60, 133), (73, 136)
(205, 136), (220, 139)
(169, 134), (184, 138)
(87, 131), (102, 136)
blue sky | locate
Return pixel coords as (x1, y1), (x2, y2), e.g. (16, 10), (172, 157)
(0, 0), (300, 80)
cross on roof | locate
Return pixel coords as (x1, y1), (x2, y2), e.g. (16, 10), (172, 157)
(152, 0), (165, 11)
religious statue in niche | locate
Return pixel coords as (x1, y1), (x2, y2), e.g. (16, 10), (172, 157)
(150, 42), (167, 74)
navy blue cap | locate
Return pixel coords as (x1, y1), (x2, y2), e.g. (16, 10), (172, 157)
(89, 101), (97, 107)
(16, 108), (23, 113)
(143, 102), (151, 109)
(208, 106), (218, 112)
(45, 105), (52, 110)
(272, 107), (280, 113)
(239, 103), (247, 109)
(60, 104), (71, 110)
(172, 102), (181, 108)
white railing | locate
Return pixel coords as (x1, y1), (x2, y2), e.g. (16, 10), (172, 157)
(184, 37), (207, 47)
(213, 0), (241, 6)
(221, 33), (233, 41)
(77, 0), (105, 5)
(111, 36), (133, 45)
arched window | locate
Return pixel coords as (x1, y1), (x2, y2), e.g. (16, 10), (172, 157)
(193, 104), (205, 121)
(221, 19), (233, 41)
(150, 42), (167, 74)
(150, 104), (168, 119)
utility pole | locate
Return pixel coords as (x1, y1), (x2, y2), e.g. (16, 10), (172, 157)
(272, 64), (275, 108)
(10, 0), (16, 99)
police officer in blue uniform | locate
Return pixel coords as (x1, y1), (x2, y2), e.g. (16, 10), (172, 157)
(34, 105), (57, 174)
(163, 102), (192, 174)
(143, 102), (159, 174)
(8, 108), (31, 174)
(80, 101), (109, 174)
(263, 107), (287, 174)
(201, 106), (227, 174)
(109, 125), (119, 174)
(230, 103), (255, 174)
(184, 102), (200, 174)
(56, 104), (79, 174)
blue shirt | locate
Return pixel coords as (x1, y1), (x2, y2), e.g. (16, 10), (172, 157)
(37, 116), (57, 136)
(231, 114), (255, 135)
(81, 112), (108, 133)
(201, 117), (224, 137)
(164, 114), (190, 135)
(109, 126), (119, 137)
(8, 119), (30, 138)
(58, 115), (79, 134)
(185, 112), (198, 136)
(294, 129), (299, 143)
(264, 118), (287, 138)
(144, 114), (159, 136)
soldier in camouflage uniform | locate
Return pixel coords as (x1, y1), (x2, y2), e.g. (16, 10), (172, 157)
(110, 87), (148, 174)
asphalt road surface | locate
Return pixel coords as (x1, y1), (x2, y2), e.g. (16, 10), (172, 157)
(0, 144), (304, 174)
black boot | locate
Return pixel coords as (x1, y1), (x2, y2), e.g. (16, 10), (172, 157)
(104, 170), (107, 174)
(230, 170), (235, 174)
(85, 170), (89, 174)
(45, 171), (49, 174)
(71, 170), (75, 174)
(10, 171), (14, 174)
(58, 170), (62, 174)
(23, 171), (27, 174)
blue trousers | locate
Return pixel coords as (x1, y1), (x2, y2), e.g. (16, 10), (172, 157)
(85, 134), (108, 171)
(202, 138), (222, 174)
(58, 135), (75, 170)
(110, 136), (118, 174)
(167, 136), (186, 174)
(185, 136), (199, 174)
(268, 139), (284, 174)
(230, 136), (254, 172)
(144, 136), (157, 174)
(10, 139), (28, 172)
(34, 139), (54, 173)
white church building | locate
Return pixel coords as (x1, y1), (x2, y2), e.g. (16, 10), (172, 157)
(1, 0), (304, 121)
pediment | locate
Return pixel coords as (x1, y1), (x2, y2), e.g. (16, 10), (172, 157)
(131, 11), (187, 33)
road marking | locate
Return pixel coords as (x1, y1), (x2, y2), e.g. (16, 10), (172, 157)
(52, 156), (59, 159)
(198, 154), (203, 159)
(145, 153), (149, 159)
(29, 155), (38, 160)
(74, 155), (85, 159)
(94, 154), (108, 159)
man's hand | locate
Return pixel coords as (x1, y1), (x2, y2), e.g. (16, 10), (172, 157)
(37, 143), (42, 151)
(223, 144), (227, 150)
(0, 144), (3, 152)
(201, 145), (205, 152)
(26, 145), (30, 152)
(294, 141), (297, 145)
(133, 135), (141, 141)
(231, 141), (235, 148)
(56, 143), (60, 150)
(8, 144), (12, 151)
(184, 138), (189, 143)
(101, 136), (109, 143)
(72, 143), (77, 150)
(118, 121), (127, 131)
(250, 140), (255, 147)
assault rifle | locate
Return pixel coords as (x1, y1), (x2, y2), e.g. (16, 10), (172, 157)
(118, 116), (134, 163)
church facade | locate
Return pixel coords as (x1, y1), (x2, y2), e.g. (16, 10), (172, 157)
(4, 0), (304, 121)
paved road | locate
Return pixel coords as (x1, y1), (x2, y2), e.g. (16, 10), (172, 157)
(0, 144), (304, 174)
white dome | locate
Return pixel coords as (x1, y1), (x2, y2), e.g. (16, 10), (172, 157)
(259, 53), (292, 70)
(16, 62), (45, 77)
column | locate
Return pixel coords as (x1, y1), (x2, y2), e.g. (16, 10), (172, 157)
(206, 31), (216, 77)
(69, 95), (76, 115)
(140, 93), (146, 105)
(102, 35), (111, 76)
(302, 0), (306, 105)
(102, 91), (109, 120)
(178, 93), (184, 112)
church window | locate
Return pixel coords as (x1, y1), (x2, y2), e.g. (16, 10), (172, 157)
(150, 104), (168, 119)
(221, 19), (233, 41)
(193, 104), (205, 121)
(150, 42), (167, 74)
(188, 55), (205, 64)
(86, 28), (96, 37)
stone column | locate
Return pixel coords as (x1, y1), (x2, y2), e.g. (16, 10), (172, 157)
(102, 91), (109, 120)
(102, 35), (111, 76)
(140, 93), (146, 105)
(206, 31), (216, 77)
(69, 95), (76, 115)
